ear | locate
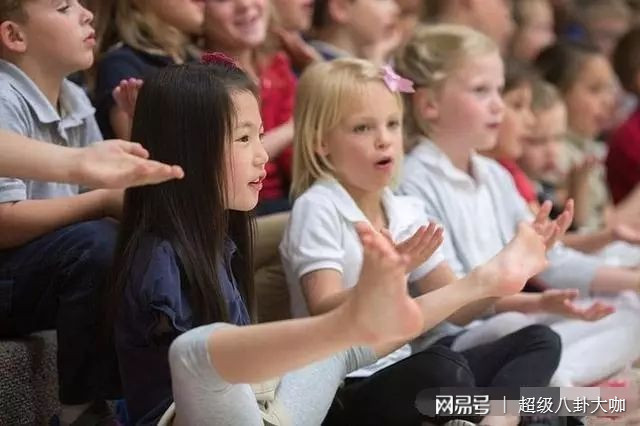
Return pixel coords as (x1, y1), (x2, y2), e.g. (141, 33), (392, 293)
(315, 137), (330, 157)
(328, 0), (352, 25)
(0, 21), (27, 54)
(413, 87), (440, 122)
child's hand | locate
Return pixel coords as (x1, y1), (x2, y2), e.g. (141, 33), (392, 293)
(537, 289), (615, 321)
(380, 223), (443, 272)
(73, 140), (184, 189)
(532, 199), (574, 249)
(272, 27), (321, 71)
(569, 155), (599, 184)
(113, 78), (143, 119)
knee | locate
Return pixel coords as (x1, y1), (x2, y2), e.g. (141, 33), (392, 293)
(412, 346), (475, 387)
(66, 220), (118, 272)
(518, 324), (562, 357)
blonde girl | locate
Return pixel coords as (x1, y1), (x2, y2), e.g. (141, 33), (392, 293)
(396, 24), (640, 387)
(281, 57), (562, 425)
(91, 0), (204, 140)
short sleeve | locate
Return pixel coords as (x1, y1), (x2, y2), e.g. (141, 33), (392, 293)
(280, 196), (345, 281)
(138, 241), (193, 338)
(0, 91), (32, 203)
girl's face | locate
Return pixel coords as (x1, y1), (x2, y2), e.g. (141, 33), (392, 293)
(427, 52), (505, 151)
(204, 0), (267, 51)
(519, 103), (566, 179)
(272, 0), (314, 32)
(343, 0), (399, 47)
(318, 82), (403, 195)
(225, 90), (269, 211)
(495, 84), (535, 160)
(471, 0), (514, 52)
(512, 0), (555, 62)
(148, 0), (205, 35)
(564, 55), (616, 139)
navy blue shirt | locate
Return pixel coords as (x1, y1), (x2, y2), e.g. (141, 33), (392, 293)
(114, 235), (250, 425)
(95, 44), (174, 139)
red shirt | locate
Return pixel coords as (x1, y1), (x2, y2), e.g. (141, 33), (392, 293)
(259, 52), (296, 201)
(498, 159), (538, 204)
(606, 108), (640, 204)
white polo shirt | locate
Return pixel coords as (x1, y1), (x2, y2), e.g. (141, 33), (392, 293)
(280, 178), (445, 376)
(398, 138), (602, 295)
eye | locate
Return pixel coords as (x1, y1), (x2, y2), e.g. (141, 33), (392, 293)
(473, 85), (490, 95)
(353, 124), (369, 133)
(57, 1), (71, 12)
(236, 134), (250, 143)
(388, 119), (401, 129)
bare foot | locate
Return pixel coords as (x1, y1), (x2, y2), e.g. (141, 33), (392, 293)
(345, 223), (424, 345)
(476, 222), (549, 298)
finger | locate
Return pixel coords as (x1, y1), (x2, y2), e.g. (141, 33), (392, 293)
(117, 141), (149, 158)
(535, 200), (552, 225)
(379, 228), (394, 244)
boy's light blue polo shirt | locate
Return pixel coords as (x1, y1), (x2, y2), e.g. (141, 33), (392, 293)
(0, 59), (103, 203)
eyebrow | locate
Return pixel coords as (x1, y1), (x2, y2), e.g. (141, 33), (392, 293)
(236, 121), (264, 130)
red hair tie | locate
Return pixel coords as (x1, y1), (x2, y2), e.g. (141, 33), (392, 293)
(201, 52), (240, 69)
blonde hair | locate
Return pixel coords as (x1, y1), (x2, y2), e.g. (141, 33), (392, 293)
(394, 24), (498, 147)
(291, 58), (403, 198)
(88, 0), (189, 62)
(531, 79), (563, 113)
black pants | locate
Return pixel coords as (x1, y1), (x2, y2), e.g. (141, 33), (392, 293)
(0, 220), (121, 404)
(325, 325), (562, 426)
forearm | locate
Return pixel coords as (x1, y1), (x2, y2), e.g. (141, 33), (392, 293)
(561, 229), (614, 253)
(207, 305), (360, 384)
(262, 121), (293, 158)
(590, 266), (640, 293)
(495, 293), (542, 314)
(0, 130), (80, 182)
(309, 288), (353, 316)
(0, 191), (106, 248)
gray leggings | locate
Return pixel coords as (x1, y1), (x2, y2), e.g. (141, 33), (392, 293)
(168, 323), (377, 425)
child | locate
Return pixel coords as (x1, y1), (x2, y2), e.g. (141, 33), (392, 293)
(0, 132), (183, 188)
(309, 0), (401, 64)
(607, 27), (640, 204)
(396, 23), (640, 387)
(281, 57), (563, 426)
(270, 0), (320, 73)
(510, 0), (556, 63)
(535, 40), (618, 231)
(519, 79), (640, 254)
(422, 0), (514, 53)
(204, 0), (296, 215)
(0, 1), (123, 423)
(107, 56), (551, 425)
(576, 0), (630, 58)
(93, 0), (204, 139)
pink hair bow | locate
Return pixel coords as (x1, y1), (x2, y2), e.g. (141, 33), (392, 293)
(382, 65), (415, 93)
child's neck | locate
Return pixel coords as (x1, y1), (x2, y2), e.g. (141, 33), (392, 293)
(314, 26), (366, 59)
(430, 132), (474, 175)
(342, 182), (388, 230)
(15, 57), (64, 109)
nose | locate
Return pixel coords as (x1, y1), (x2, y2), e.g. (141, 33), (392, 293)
(491, 92), (505, 115)
(255, 140), (269, 166)
(375, 128), (393, 150)
(80, 2), (94, 25)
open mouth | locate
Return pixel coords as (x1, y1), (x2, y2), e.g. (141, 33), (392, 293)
(375, 157), (394, 169)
